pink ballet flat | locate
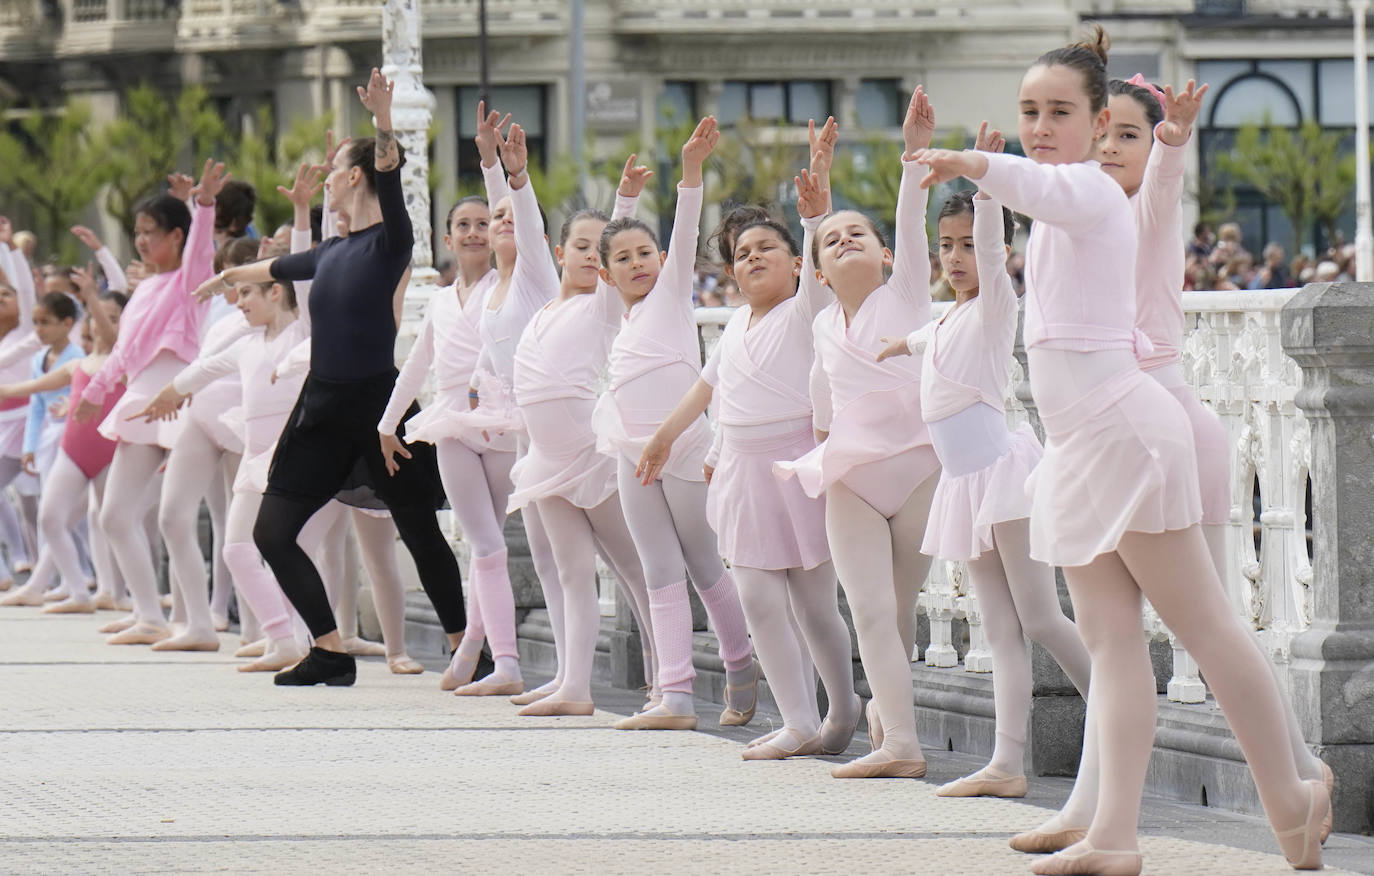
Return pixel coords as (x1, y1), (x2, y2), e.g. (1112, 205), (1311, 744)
(935, 768), (1027, 798)
(1274, 779), (1328, 870)
(741, 731), (821, 761)
(388, 656), (424, 675)
(1030, 842), (1141, 875)
(454, 677), (524, 697)
(614, 708), (697, 731)
(517, 699), (594, 717)
(42, 598), (96, 615)
(719, 658), (760, 727)
(829, 750), (926, 779)
(818, 695), (862, 755)
(509, 687), (555, 706)
(1319, 761), (1334, 844)
(865, 699), (883, 751)
(1009, 825), (1087, 854)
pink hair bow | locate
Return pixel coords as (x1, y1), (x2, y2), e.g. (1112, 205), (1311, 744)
(1127, 74), (1167, 114)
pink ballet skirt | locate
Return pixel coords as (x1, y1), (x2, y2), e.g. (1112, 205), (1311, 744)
(406, 373), (519, 454)
(1027, 349), (1202, 567)
(592, 390), (714, 482)
(99, 350), (188, 449)
(507, 396), (616, 512)
(707, 422), (829, 571)
(922, 424), (1042, 562)
(1146, 362), (1230, 526)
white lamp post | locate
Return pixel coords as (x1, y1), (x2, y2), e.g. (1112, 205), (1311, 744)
(1353, 0), (1372, 280)
(382, 0), (439, 295)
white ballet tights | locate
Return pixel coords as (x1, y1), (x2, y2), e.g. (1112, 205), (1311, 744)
(533, 493), (652, 704)
(223, 489), (333, 643)
(1063, 526), (1310, 853)
(732, 562), (857, 743)
(159, 421), (235, 641)
(348, 510), (412, 661)
(99, 442), (170, 628)
(208, 450), (239, 623)
(84, 468), (124, 605)
(34, 452), (101, 603)
(0, 460), (30, 576)
(522, 501), (566, 691)
(824, 471), (939, 762)
(965, 519), (1092, 775)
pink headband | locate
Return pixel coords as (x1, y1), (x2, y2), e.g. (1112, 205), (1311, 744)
(1127, 74), (1167, 114)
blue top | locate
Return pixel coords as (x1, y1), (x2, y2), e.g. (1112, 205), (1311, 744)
(24, 343), (83, 457)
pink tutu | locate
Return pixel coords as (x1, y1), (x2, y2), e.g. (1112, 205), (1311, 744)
(708, 424), (829, 571)
(592, 390), (713, 482)
(1028, 354), (1202, 567)
(407, 375), (518, 453)
(1147, 363), (1230, 526)
(98, 351), (188, 450)
(508, 397), (615, 512)
(922, 424), (1042, 562)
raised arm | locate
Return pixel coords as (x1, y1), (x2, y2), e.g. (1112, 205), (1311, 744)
(796, 168), (832, 320)
(71, 264), (116, 352)
(970, 123), (1017, 333)
(72, 226), (128, 293)
(595, 155), (650, 325)
(889, 86), (935, 315)
(279, 161), (326, 327)
(182, 160), (229, 290)
(1138, 81), (1205, 289)
(660, 117), (718, 304)
(0, 358), (76, 400)
(919, 149), (1120, 233)
(357, 67), (412, 256)
(502, 124), (561, 302)
(476, 100), (513, 206)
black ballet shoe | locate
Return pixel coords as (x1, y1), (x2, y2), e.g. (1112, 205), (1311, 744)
(274, 647), (357, 687)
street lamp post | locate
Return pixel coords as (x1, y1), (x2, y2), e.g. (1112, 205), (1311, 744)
(1354, 0), (1372, 280)
(381, 0), (438, 296)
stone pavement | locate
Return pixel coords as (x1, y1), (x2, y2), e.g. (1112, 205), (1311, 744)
(2, 607), (1371, 875)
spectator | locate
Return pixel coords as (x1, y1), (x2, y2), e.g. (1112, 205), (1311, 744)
(1288, 253), (1310, 285)
(1184, 258), (1217, 292)
(1186, 221), (1214, 260)
(1216, 254), (1254, 291)
(436, 255), (457, 288)
(13, 230), (37, 261)
(718, 276), (745, 308)
(698, 288), (725, 307)
(1314, 261), (1340, 283)
(1249, 242), (1289, 289)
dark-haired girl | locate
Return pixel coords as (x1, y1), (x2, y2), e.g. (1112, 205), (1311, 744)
(914, 26), (1327, 874)
(594, 117), (758, 732)
(71, 160), (226, 645)
(640, 119), (860, 759)
(879, 126), (1091, 798)
(196, 69), (466, 687)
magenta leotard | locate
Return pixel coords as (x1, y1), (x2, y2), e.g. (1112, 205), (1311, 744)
(62, 365), (124, 479)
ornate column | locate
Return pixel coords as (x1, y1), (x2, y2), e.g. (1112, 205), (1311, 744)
(382, 0), (439, 303)
(1281, 281), (1374, 834)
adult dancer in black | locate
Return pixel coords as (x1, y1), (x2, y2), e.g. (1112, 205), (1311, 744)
(194, 68), (465, 686)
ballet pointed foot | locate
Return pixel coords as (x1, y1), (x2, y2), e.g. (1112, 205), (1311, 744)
(741, 731), (821, 761)
(150, 632), (221, 652)
(439, 650), (478, 692)
(818, 694), (862, 755)
(1009, 825), (1089, 854)
(829, 749), (927, 779)
(719, 658), (760, 727)
(211, 613), (230, 633)
(43, 588), (69, 603)
(518, 698), (594, 717)
(93, 594), (121, 611)
(1030, 842), (1142, 876)
(865, 698), (884, 752)
(614, 706), (698, 731)
(936, 768), (1027, 798)
(746, 728), (783, 750)
(0, 588), (46, 607)
(235, 639), (267, 658)
(454, 676), (524, 696)
(42, 597), (97, 615)
(1319, 761), (1334, 845)
(238, 647), (307, 673)
(1274, 779), (1329, 870)
(98, 614), (137, 634)
(106, 623), (173, 646)
(387, 656), (424, 675)
(341, 636), (386, 657)
(510, 687), (556, 706)
(0, 577), (11, 591)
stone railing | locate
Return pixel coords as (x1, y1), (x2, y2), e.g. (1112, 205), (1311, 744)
(610, 0), (1070, 32)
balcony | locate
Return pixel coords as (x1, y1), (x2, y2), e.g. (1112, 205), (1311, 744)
(0, 0), (56, 60)
(52, 0), (179, 55)
(304, 0), (565, 42)
(610, 0), (1072, 34)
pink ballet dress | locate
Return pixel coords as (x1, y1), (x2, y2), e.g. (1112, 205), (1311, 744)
(774, 159), (939, 508)
(61, 364), (124, 479)
(182, 309), (253, 456)
(1131, 128), (1229, 526)
(913, 196), (1043, 562)
(700, 213), (831, 571)
(592, 184), (713, 481)
(976, 153), (1201, 567)
(506, 193), (638, 512)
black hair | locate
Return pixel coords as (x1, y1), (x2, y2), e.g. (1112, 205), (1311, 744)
(1034, 22), (1111, 113)
(213, 236), (261, 273)
(36, 291), (77, 323)
(1193, 221), (1212, 238)
(937, 190), (1015, 246)
(214, 180), (257, 236)
(599, 217), (659, 266)
(135, 193), (192, 253)
(1107, 78), (1164, 129)
(100, 290), (129, 310)
(309, 205), (323, 244)
(445, 195), (489, 231)
(345, 137), (408, 195)
(559, 208), (609, 248)
(809, 211), (888, 266)
(711, 205), (772, 264)
(732, 219), (801, 259)
(257, 240), (296, 310)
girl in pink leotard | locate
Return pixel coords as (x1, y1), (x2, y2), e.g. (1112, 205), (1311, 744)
(594, 117), (758, 732)
(913, 27), (1328, 873)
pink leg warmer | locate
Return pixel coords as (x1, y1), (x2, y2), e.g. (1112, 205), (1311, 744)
(472, 548), (516, 659)
(223, 542), (296, 641)
(649, 578), (696, 694)
(696, 571), (754, 672)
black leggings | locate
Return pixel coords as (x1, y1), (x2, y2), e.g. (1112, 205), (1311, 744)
(254, 371), (465, 639)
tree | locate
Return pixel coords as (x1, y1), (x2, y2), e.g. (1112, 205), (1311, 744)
(98, 84), (229, 243)
(233, 105), (335, 234)
(831, 127), (965, 241)
(1215, 118), (1357, 254)
(0, 100), (111, 264)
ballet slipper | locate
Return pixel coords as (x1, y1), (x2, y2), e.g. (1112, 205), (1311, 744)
(746, 728), (783, 749)
(0, 577), (11, 591)
(640, 689), (663, 714)
(212, 613), (230, 633)
(43, 587), (69, 603)
(439, 649), (479, 692)
(935, 767), (1027, 798)
(614, 705), (698, 731)
(106, 623), (173, 646)
(235, 639), (267, 658)
(518, 698), (594, 717)
(238, 643), (308, 673)
(98, 614), (137, 634)
(158, 594), (173, 610)
(1029, 841), (1141, 876)
(454, 676), (524, 697)
(93, 594), (121, 611)
(741, 730), (821, 761)
(13, 561), (32, 574)
(865, 699), (883, 752)
(1273, 779), (1328, 870)
(43, 597), (97, 615)
(829, 749), (927, 779)
(1009, 822), (1089, 855)
(387, 656), (424, 675)
(341, 636), (387, 657)
(150, 632), (222, 652)
(818, 694), (863, 755)
(719, 658), (760, 726)
(0, 587), (46, 607)
(510, 686), (556, 706)
(1320, 761), (1334, 844)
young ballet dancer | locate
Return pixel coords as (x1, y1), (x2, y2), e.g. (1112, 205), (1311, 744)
(0, 273), (126, 612)
(71, 159), (226, 645)
(774, 87), (940, 778)
(876, 125), (1092, 795)
(595, 116), (759, 731)
(196, 69), (465, 687)
(380, 101), (525, 696)
(638, 119), (862, 759)
(0, 224), (40, 588)
(497, 150), (657, 718)
(912, 27), (1328, 872)
(23, 293), (81, 484)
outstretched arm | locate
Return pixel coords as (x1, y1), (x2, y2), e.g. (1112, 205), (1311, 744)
(0, 359), (77, 399)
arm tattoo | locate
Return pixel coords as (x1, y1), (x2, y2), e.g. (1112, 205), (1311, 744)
(376, 128), (399, 172)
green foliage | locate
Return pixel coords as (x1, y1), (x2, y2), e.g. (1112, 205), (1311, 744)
(233, 106), (335, 234)
(710, 117), (807, 211)
(831, 127), (965, 239)
(0, 101), (111, 264)
(1215, 118), (1357, 253)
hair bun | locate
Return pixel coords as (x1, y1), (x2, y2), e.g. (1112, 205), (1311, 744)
(1074, 21), (1111, 66)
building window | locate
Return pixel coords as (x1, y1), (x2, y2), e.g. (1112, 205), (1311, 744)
(856, 79), (901, 128)
(457, 85), (546, 177)
(717, 80), (832, 126)
(657, 81), (696, 126)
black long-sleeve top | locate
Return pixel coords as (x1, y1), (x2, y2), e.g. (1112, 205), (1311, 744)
(270, 165), (413, 380)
